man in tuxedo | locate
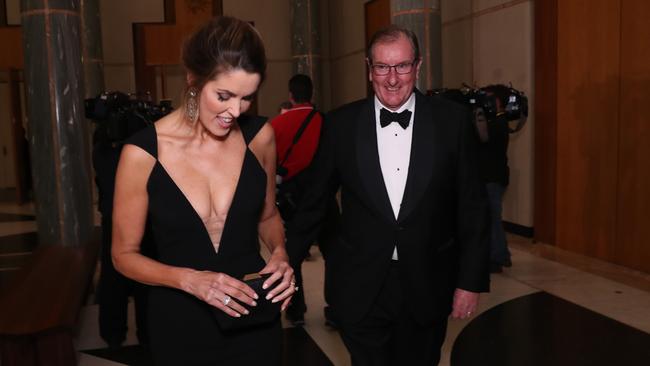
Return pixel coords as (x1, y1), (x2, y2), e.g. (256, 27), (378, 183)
(286, 25), (489, 366)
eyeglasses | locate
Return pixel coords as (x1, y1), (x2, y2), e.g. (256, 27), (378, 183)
(370, 61), (416, 76)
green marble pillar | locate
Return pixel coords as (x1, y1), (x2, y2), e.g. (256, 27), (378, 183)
(290, 0), (322, 106)
(21, 0), (93, 247)
(81, 0), (104, 99)
(391, 0), (443, 91)
(81, 0), (104, 204)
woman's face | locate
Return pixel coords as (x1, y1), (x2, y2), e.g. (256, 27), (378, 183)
(197, 68), (261, 137)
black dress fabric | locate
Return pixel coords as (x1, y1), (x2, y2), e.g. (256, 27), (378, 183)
(125, 116), (281, 366)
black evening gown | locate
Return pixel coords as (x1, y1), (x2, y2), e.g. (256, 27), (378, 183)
(125, 116), (282, 366)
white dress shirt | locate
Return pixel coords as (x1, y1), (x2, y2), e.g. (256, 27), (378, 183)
(374, 93), (416, 260)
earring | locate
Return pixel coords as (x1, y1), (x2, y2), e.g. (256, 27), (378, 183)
(186, 87), (199, 123)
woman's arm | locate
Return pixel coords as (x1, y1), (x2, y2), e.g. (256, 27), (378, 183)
(250, 123), (295, 309)
(111, 143), (179, 286)
(255, 123), (287, 258)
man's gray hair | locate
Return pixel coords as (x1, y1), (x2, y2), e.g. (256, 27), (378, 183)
(366, 25), (420, 62)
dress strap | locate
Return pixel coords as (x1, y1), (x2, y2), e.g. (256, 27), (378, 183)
(124, 124), (158, 159)
(239, 115), (268, 146)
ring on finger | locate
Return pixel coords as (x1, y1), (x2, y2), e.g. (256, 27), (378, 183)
(223, 295), (231, 306)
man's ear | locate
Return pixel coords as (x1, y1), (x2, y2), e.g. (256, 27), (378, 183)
(366, 58), (373, 82)
(414, 57), (423, 79)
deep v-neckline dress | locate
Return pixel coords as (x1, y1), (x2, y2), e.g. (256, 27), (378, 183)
(125, 116), (281, 366)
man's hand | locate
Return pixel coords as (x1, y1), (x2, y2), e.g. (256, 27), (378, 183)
(450, 288), (480, 320)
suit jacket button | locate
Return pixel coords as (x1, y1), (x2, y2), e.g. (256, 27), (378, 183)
(397, 226), (405, 231)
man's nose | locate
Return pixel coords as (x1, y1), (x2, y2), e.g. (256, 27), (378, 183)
(387, 68), (399, 84)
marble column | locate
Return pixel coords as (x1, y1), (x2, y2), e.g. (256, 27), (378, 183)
(81, 0), (104, 99)
(81, 0), (104, 203)
(21, 0), (93, 247)
(290, 0), (322, 106)
(391, 0), (443, 91)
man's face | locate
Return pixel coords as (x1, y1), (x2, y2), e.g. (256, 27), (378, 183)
(368, 35), (421, 111)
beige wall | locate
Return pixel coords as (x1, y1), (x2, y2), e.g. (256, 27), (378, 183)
(328, 0), (368, 108)
(442, 0), (534, 227)
(441, 0), (473, 86)
(99, 0), (165, 96)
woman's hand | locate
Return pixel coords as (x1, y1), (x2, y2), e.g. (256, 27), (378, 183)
(259, 248), (296, 311)
(181, 270), (259, 317)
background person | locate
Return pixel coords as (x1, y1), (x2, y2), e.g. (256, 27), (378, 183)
(480, 84), (513, 273)
(271, 74), (322, 183)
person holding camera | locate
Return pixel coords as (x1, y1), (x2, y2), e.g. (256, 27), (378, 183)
(111, 16), (295, 365)
(285, 25), (489, 366)
(480, 84), (513, 273)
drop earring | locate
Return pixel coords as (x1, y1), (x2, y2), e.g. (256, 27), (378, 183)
(186, 87), (199, 123)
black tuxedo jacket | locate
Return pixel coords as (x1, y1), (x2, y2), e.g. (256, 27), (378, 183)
(286, 91), (489, 326)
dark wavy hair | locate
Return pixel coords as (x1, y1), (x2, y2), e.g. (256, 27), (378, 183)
(181, 16), (266, 102)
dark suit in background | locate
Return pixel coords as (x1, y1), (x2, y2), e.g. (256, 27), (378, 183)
(286, 26), (489, 366)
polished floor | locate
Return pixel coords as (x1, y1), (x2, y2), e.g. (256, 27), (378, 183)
(1, 200), (650, 365)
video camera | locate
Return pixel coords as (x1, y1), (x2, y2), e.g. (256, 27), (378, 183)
(430, 84), (528, 142)
(85, 91), (173, 144)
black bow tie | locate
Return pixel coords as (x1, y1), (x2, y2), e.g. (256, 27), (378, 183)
(380, 108), (411, 129)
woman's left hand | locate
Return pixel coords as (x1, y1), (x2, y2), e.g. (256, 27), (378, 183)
(259, 248), (296, 311)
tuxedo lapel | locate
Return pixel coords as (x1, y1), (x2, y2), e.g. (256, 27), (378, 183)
(397, 92), (435, 223)
(356, 98), (396, 224)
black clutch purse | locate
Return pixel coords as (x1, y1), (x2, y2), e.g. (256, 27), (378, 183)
(212, 273), (282, 331)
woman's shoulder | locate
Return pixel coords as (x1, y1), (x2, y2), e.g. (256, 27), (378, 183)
(245, 117), (275, 166)
(247, 120), (275, 155)
(239, 114), (269, 144)
(151, 111), (192, 148)
(123, 111), (183, 157)
(124, 123), (157, 158)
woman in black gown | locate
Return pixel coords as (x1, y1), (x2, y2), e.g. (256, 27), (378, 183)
(112, 16), (296, 365)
